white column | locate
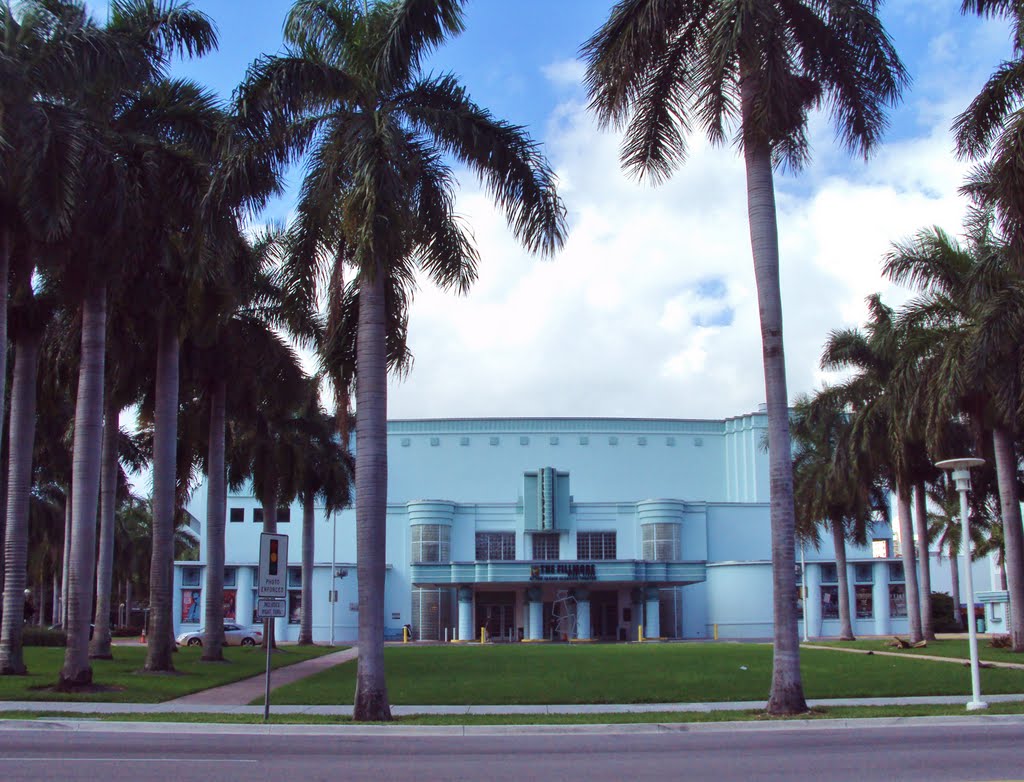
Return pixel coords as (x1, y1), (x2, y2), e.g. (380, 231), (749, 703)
(644, 586), (661, 639)
(805, 564), (821, 639)
(873, 560), (890, 636)
(575, 588), (591, 640)
(527, 588), (543, 640)
(457, 587), (473, 641)
(237, 566), (254, 627)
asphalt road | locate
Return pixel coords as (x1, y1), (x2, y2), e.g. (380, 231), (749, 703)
(2, 721), (1023, 782)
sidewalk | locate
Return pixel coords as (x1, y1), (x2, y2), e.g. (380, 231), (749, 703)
(803, 643), (1024, 670)
(168, 646), (359, 706)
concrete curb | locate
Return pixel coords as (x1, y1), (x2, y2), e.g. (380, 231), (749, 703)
(2, 713), (1024, 737)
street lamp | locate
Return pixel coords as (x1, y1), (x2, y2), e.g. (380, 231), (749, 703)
(935, 457), (986, 711)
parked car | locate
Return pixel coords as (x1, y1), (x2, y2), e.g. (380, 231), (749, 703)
(175, 623), (263, 647)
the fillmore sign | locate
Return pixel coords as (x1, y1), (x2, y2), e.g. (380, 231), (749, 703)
(530, 563), (596, 581)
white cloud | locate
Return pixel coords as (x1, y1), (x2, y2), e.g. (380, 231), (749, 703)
(541, 59), (586, 89)
(385, 41), (982, 421)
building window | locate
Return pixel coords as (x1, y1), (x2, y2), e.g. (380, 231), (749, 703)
(288, 591), (301, 624)
(855, 585), (873, 618)
(411, 525), (451, 563)
(181, 566), (201, 587)
(229, 507), (244, 523)
(821, 586), (840, 619)
(254, 508), (264, 524)
(287, 566), (302, 589)
(795, 565), (804, 620)
(532, 533), (560, 560)
(475, 532), (515, 561)
(642, 523), (680, 561)
(577, 532), (616, 560)
(181, 589), (201, 623)
(278, 507), (291, 523)
(223, 589), (237, 620)
(888, 563), (905, 583)
(889, 584), (907, 617)
(872, 539), (890, 558)
(854, 564), (873, 584)
(819, 563), (838, 584)
(223, 567), (237, 587)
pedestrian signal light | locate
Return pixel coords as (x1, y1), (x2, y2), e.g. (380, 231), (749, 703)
(269, 539), (279, 575)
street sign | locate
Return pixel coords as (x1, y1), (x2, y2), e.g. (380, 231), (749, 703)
(256, 598), (286, 619)
(258, 532), (288, 598)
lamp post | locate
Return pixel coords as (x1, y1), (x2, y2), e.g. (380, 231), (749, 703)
(935, 457), (986, 711)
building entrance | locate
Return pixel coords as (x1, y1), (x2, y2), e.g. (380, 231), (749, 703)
(589, 591), (618, 640)
(476, 591), (516, 641)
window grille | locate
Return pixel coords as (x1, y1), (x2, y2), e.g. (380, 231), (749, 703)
(642, 524), (680, 561)
(532, 533), (560, 560)
(475, 532), (515, 561)
(411, 588), (454, 641)
(577, 532), (616, 560)
(411, 525), (451, 563)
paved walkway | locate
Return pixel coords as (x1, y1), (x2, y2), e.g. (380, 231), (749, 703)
(167, 646), (359, 706)
(803, 643), (1024, 670)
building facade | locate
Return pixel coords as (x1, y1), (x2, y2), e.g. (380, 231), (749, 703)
(173, 413), (992, 643)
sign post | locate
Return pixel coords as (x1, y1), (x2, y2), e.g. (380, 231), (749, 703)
(258, 533), (288, 721)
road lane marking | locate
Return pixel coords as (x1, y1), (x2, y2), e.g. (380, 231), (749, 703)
(6, 758), (258, 763)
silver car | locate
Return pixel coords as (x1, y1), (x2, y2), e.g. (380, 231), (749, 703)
(175, 623), (263, 647)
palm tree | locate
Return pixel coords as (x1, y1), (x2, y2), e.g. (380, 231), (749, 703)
(883, 217), (1024, 651)
(792, 393), (886, 640)
(239, 0), (565, 720)
(820, 296), (929, 644)
(582, 0), (907, 714)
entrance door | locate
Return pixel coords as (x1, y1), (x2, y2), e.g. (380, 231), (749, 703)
(589, 591), (618, 640)
(476, 591), (516, 641)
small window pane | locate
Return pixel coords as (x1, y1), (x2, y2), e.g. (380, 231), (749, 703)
(254, 508), (264, 524)
(820, 564), (838, 584)
(289, 591), (301, 624)
(288, 566), (302, 588)
(821, 586), (839, 619)
(223, 567), (237, 587)
(855, 585), (873, 618)
(181, 566), (201, 587)
(889, 584), (907, 617)
(888, 563), (905, 583)
(278, 507), (291, 523)
(854, 564), (874, 584)
(229, 508), (244, 523)
(532, 534), (560, 560)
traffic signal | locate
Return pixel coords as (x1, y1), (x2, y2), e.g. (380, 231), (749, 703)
(269, 539), (279, 575)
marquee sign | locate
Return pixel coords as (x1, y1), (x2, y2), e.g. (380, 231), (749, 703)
(529, 563), (596, 581)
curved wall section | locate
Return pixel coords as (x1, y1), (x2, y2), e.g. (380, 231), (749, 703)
(637, 499), (685, 561)
(406, 499), (456, 526)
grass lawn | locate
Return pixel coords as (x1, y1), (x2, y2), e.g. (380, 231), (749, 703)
(4, 701), (1024, 726)
(261, 643), (1024, 706)
(0, 645), (343, 703)
(813, 638), (1024, 665)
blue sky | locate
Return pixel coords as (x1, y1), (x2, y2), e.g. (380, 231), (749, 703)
(88, 1), (1014, 420)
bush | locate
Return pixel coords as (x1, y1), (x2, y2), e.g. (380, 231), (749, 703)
(22, 626), (66, 647)
(930, 592), (962, 633)
(989, 634), (1012, 649)
(112, 625), (143, 638)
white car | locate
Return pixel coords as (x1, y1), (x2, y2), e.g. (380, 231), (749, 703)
(176, 623), (263, 647)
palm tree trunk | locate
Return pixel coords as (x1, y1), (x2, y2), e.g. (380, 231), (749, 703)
(831, 519), (855, 641)
(59, 285), (107, 689)
(51, 571), (60, 628)
(299, 492), (315, 645)
(89, 393), (119, 659)
(950, 545), (963, 630)
(740, 68), (806, 716)
(145, 316), (179, 672)
(0, 226), (10, 614)
(896, 485), (923, 643)
(0, 329), (41, 675)
(353, 270), (393, 721)
(60, 496), (71, 627)
(914, 482), (935, 640)
(201, 378), (227, 662)
(992, 427), (1024, 651)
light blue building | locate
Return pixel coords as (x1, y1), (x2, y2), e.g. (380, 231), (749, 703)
(174, 413), (992, 643)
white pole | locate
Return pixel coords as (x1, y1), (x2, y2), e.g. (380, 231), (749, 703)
(330, 511), (337, 646)
(801, 544), (809, 643)
(957, 472), (986, 710)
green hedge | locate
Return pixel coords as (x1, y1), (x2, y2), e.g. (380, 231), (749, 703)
(22, 627), (66, 647)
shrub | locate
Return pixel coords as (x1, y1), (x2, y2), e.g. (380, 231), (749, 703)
(22, 626), (66, 647)
(989, 634), (1012, 649)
